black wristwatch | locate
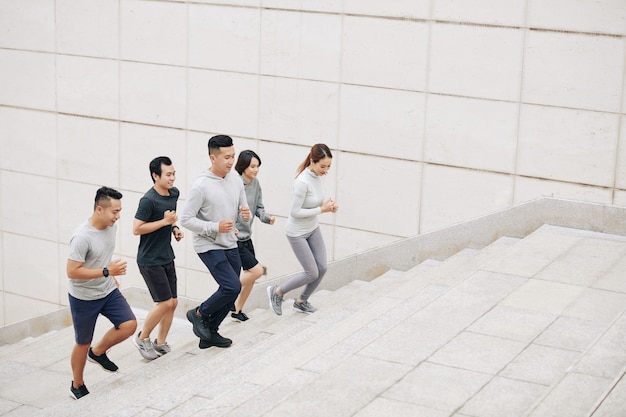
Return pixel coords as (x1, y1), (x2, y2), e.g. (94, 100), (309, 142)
(103, 267), (109, 278)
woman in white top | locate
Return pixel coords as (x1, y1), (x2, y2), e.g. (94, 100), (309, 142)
(267, 144), (338, 315)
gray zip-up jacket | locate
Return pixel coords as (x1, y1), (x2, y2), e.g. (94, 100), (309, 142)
(180, 169), (248, 252)
(235, 175), (272, 241)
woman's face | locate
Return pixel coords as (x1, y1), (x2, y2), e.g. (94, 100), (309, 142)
(309, 156), (332, 176)
(242, 157), (260, 182)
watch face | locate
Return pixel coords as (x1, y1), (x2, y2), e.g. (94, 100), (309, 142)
(103, 268), (109, 277)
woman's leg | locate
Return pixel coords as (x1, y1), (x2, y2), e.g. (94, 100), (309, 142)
(279, 228), (325, 299)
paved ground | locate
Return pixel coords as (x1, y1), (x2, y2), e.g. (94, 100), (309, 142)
(1, 224), (626, 417)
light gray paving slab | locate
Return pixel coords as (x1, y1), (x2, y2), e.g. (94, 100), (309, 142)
(223, 369), (318, 417)
(353, 397), (449, 417)
(534, 316), (608, 352)
(563, 288), (626, 324)
(0, 368), (67, 407)
(573, 314), (626, 380)
(535, 237), (626, 287)
(500, 279), (584, 315)
(384, 361), (492, 412)
(593, 254), (626, 293)
(499, 343), (581, 386)
(453, 270), (527, 302)
(590, 370), (626, 417)
(428, 332), (526, 375)
(165, 395), (216, 417)
(0, 398), (21, 415)
(2, 404), (42, 417)
(264, 355), (411, 417)
(459, 376), (547, 417)
(482, 228), (581, 277)
(358, 312), (456, 366)
(527, 373), (612, 417)
(467, 305), (556, 343)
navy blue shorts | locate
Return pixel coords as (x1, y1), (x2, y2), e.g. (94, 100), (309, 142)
(138, 261), (178, 302)
(69, 288), (136, 345)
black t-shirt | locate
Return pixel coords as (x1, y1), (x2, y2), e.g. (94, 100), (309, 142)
(135, 187), (179, 266)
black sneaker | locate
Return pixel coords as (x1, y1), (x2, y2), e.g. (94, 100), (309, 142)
(87, 347), (118, 372)
(69, 381), (89, 400)
(199, 331), (232, 349)
(231, 311), (249, 322)
(186, 307), (212, 340)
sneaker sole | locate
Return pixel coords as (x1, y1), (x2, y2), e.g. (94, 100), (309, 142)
(199, 339), (232, 349)
(266, 286), (282, 316)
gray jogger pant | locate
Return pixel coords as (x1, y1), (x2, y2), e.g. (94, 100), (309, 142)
(280, 227), (327, 301)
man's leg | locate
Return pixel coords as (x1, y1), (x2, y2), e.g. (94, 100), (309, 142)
(93, 289), (137, 355)
(91, 320), (137, 355)
(71, 343), (90, 388)
(197, 249), (242, 331)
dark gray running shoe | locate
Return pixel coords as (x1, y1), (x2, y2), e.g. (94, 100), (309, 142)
(186, 307), (212, 340)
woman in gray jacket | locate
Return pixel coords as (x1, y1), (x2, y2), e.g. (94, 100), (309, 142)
(232, 150), (275, 321)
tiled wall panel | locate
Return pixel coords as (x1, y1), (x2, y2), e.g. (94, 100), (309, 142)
(1, 1), (625, 325)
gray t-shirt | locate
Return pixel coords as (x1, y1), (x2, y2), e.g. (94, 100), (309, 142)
(67, 220), (118, 301)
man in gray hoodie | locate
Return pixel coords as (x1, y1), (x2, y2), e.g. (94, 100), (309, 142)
(180, 135), (250, 348)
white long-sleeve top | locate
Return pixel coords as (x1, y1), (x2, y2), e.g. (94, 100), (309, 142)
(285, 168), (324, 237)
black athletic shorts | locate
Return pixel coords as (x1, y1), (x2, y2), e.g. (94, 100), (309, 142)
(237, 239), (259, 271)
(138, 261), (177, 302)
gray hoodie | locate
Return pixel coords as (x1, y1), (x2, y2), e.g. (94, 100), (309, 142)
(180, 169), (249, 253)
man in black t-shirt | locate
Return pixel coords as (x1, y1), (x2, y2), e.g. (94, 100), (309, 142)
(132, 156), (184, 360)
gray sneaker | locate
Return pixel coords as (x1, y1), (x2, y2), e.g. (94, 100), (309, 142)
(153, 340), (171, 355)
(267, 285), (283, 315)
(293, 300), (318, 314)
(132, 332), (161, 360)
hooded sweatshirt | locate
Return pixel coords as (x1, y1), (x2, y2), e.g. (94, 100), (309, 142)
(180, 169), (248, 253)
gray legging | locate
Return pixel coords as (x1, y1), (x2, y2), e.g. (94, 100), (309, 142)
(280, 227), (327, 301)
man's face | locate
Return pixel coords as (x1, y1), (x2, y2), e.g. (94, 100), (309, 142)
(154, 163), (176, 190)
(99, 199), (122, 227)
(210, 146), (235, 178)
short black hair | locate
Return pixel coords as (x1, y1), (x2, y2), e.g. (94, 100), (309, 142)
(208, 135), (233, 156)
(149, 156), (173, 183)
(235, 150), (261, 175)
(94, 186), (122, 209)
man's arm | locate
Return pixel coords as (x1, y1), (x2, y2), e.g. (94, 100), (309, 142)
(133, 210), (178, 235)
(180, 188), (216, 235)
(67, 258), (127, 279)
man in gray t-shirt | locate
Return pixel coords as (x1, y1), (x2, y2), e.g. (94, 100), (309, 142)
(66, 187), (137, 400)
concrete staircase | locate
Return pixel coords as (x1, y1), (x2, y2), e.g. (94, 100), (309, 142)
(2, 224), (626, 417)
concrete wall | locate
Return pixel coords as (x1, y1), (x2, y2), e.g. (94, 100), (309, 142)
(1, 0), (625, 326)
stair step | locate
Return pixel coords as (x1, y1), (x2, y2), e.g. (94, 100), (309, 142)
(3, 226), (626, 417)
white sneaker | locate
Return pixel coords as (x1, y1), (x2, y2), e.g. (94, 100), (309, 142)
(132, 332), (161, 360)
